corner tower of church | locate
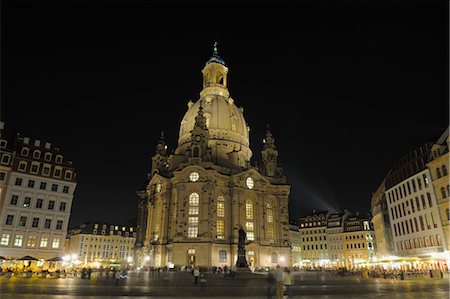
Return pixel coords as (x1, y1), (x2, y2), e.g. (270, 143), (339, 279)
(136, 44), (291, 270)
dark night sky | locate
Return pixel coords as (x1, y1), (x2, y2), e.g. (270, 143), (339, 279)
(2, 2), (448, 227)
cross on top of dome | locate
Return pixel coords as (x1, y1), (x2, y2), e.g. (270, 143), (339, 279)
(206, 42), (225, 66)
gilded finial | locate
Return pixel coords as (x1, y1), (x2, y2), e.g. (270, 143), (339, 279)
(213, 42), (218, 55)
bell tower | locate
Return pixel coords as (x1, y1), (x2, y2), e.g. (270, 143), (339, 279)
(151, 131), (168, 175)
(200, 42), (230, 98)
(189, 105), (211, 162)
(261, 125), (283, 177)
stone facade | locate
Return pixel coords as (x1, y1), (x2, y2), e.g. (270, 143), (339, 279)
(135, 45), (291, 269)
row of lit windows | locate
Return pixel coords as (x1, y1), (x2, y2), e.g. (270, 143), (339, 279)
(0, 233), (60, 249)
(10, 195), (67, 211)
(20, 147), (64, 164)
(80, 236), (134, 243)
(93, 223), (134, 232)
(300, 221), (326, 228)
(387, 174), (429, 204)
(393, 213), (438, 237)
(14, 177), (71, 193)
(188, 193), (199, 238)
(4, 214), (64, 230)
(16, 161), (73, 180)
(396, 234), (442, 251)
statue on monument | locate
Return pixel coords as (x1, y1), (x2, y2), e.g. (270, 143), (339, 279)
(238, 226), (246, 249)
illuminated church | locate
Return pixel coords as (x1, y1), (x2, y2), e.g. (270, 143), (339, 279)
(135, 44), (291, 269)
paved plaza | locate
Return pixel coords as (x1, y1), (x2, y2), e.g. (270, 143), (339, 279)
(0, 271), (448, 298)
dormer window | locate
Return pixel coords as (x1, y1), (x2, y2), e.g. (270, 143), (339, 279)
(64, 170), (73, 180)
(56, 155), (63, 164)
(18, 161), (27, 172)
(21, 148), (29, 156)
(33, 150), (41, 159)
(44, 153), (52, 161)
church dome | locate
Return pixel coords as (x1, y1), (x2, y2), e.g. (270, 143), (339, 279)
(176, 45), (252, 168)
(178, 96), (249, 147)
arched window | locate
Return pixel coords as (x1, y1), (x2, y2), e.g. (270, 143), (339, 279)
(217, 196), (225, 217)
(188, 193), (199, 238)
(443, 165), (448, 176)
(245, 200), (253, 219)
(193, 146), (200, 158)
(219, 250), (227, 262)
(441, 187), (447, 199)
(437, 168), (442, 178)
(266, 204), (274, 241)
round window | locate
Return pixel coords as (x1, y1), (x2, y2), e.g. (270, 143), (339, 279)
(246, 177), (254, 189)
(189, 172), (199, 182)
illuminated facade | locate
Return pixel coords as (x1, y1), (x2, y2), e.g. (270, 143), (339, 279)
(0, 122), (77, 260)
(370, 180), (394, 259)
(341, 214), (375, 269)
(65, 221), (136, 267)
(426, 127), (449, 257)
(384, 143), (447, 259)
(289, 219), (302, 267)
(298, 210), (332, 268)
(135, 45), (291, 269)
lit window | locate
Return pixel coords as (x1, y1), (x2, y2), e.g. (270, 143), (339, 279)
(217, 196), (225, 217)
(155, 183), (161, 193)
(1, 233), (10, 246)
(266, 204), (273, 223)
(52, 238), (60, 249)
(188, 213), (199, 238)
(189, 172), (199, 182)
(219, 250), (227, 262)
(27, 236), (36, 247)
(14, 235), (23, 247)
(246, 201), (253, 219)
(188, 249), (195, 254)
(217, 220), (224, 239)
(246, 177), (254, 189)
(189, 193), (200, 215)
(40, 237), (48, 247)
(247, 232), (254, 241)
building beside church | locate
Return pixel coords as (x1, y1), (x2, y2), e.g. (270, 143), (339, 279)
(65, 220), (136, 268)
(135, 45), (291, 269)
(0, 122), (76, 260)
